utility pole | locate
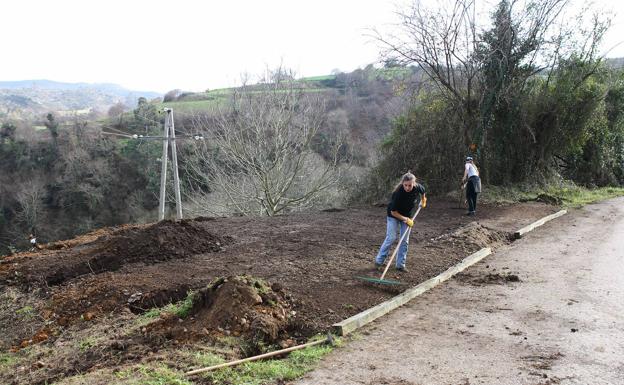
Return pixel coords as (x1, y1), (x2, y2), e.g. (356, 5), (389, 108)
(158, 111), (170, 221)
(103, 108), (203, 222)
(166, 108), (183, 220)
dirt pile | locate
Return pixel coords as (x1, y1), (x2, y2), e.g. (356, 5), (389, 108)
(147, 275), (294, 345)
(45, 219), (230, 285)
(2, 218), (231, 287)
(457, 271), (521, 285)
(431, 222), (511, 252)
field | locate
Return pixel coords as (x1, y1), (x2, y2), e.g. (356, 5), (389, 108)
(0, 198), (557, 385)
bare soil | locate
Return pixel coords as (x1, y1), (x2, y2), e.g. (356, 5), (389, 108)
(0, 199), (557, 385)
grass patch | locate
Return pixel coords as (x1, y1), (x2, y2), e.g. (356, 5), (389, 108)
(162, 99), (226, 112)
(479, 181), (624, 208)
(77, 337), (97, 352)
(193, 351), (227, 367)
(116, 365), (192, 385)
(0, 352), (18, 368)
(300, 75), (337, 82)
(545, 186), (624, 207)
(15, 305), (36, 318)
(197, 335), (337, 385)
(140, 291), (196, 321)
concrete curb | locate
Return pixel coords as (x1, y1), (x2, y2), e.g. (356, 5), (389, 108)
(514, 209), (567, 239)
(333, 247), (491, 336)
(333, 208), (569, 336)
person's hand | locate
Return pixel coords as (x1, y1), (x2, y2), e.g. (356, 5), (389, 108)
(421, 196), (427, 208)
(405, 218), (414, 227)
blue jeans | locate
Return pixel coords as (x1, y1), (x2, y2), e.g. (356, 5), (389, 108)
(375, 216), (410, 269)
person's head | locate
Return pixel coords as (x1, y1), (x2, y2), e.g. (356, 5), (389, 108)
(465, 156), (473, 163)
(396, 171), (417, 192)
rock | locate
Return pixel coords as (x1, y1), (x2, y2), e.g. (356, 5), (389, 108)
(110, 341), (126, 350)
(32, 361), (45, 369)
(83, 312), (95, 321)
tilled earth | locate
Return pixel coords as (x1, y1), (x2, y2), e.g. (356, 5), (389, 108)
(0, 199), (557, 385)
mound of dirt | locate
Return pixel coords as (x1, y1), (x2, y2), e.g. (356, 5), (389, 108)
(457, 272), (521, 285)
(49, 219), (229, 283)
(3, 218), (232, 287)
(41, 224), (137, 251)
(146, 275), (294, 345)
(432, 222), (511, 252)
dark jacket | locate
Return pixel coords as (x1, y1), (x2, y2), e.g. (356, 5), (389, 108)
(387, 183), (426, 217)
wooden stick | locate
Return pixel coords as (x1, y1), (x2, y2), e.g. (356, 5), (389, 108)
(185, 335), (332, 376)
(514, 209), (567, 239)
(380, 204), (421, 280)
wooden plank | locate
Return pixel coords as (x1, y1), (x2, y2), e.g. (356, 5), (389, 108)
(514, 209), (567, 239)
(333, 247), (491, 336)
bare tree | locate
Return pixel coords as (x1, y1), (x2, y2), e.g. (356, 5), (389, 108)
(373, 0), (482, 144)
(15, 179), (47, 233)
(373, 0), (609, 183)
(184, 70), (347, 216)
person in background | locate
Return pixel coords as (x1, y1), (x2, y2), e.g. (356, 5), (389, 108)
(29, 234), (38, 251)
(462, 156), (481, 216)
(374, 171), (427, 272)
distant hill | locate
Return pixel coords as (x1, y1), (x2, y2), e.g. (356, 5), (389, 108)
(0, 80), (161, 120)
(605, 57), (624, 69)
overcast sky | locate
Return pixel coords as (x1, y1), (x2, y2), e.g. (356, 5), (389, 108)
(1, 0), (623, 93)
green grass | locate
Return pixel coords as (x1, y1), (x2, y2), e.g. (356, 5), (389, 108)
(300, 75), (337, 82)
(77, 337), (97, 352)
(140, 290), (196, 321)
(162, 99), (226, 112)
(162, 85), (332, 113)
(198, 338), (335, 385)
(111, 336), (336, 385)
(15, 305), (35, 317)
(374, 67), (412, 80)
(116, 365), (193, 385)
(0, 352), (18, 368)
(549, 186), (624, 207)
(480, 182), (624, 208)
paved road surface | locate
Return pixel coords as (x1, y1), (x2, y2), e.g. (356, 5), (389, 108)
(294, 198), (624, 385)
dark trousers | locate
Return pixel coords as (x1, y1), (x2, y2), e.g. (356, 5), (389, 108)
(466, 176), (479, 213)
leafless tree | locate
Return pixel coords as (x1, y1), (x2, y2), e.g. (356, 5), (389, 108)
(371, 0), (601, 144)
(373, 0), (482, 142)
(15, 179), (47, 233)
(184, 70), (347, 216)
(372, 0), (610, 184)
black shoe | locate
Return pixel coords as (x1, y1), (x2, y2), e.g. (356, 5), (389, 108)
(396, 266), (408, 273)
